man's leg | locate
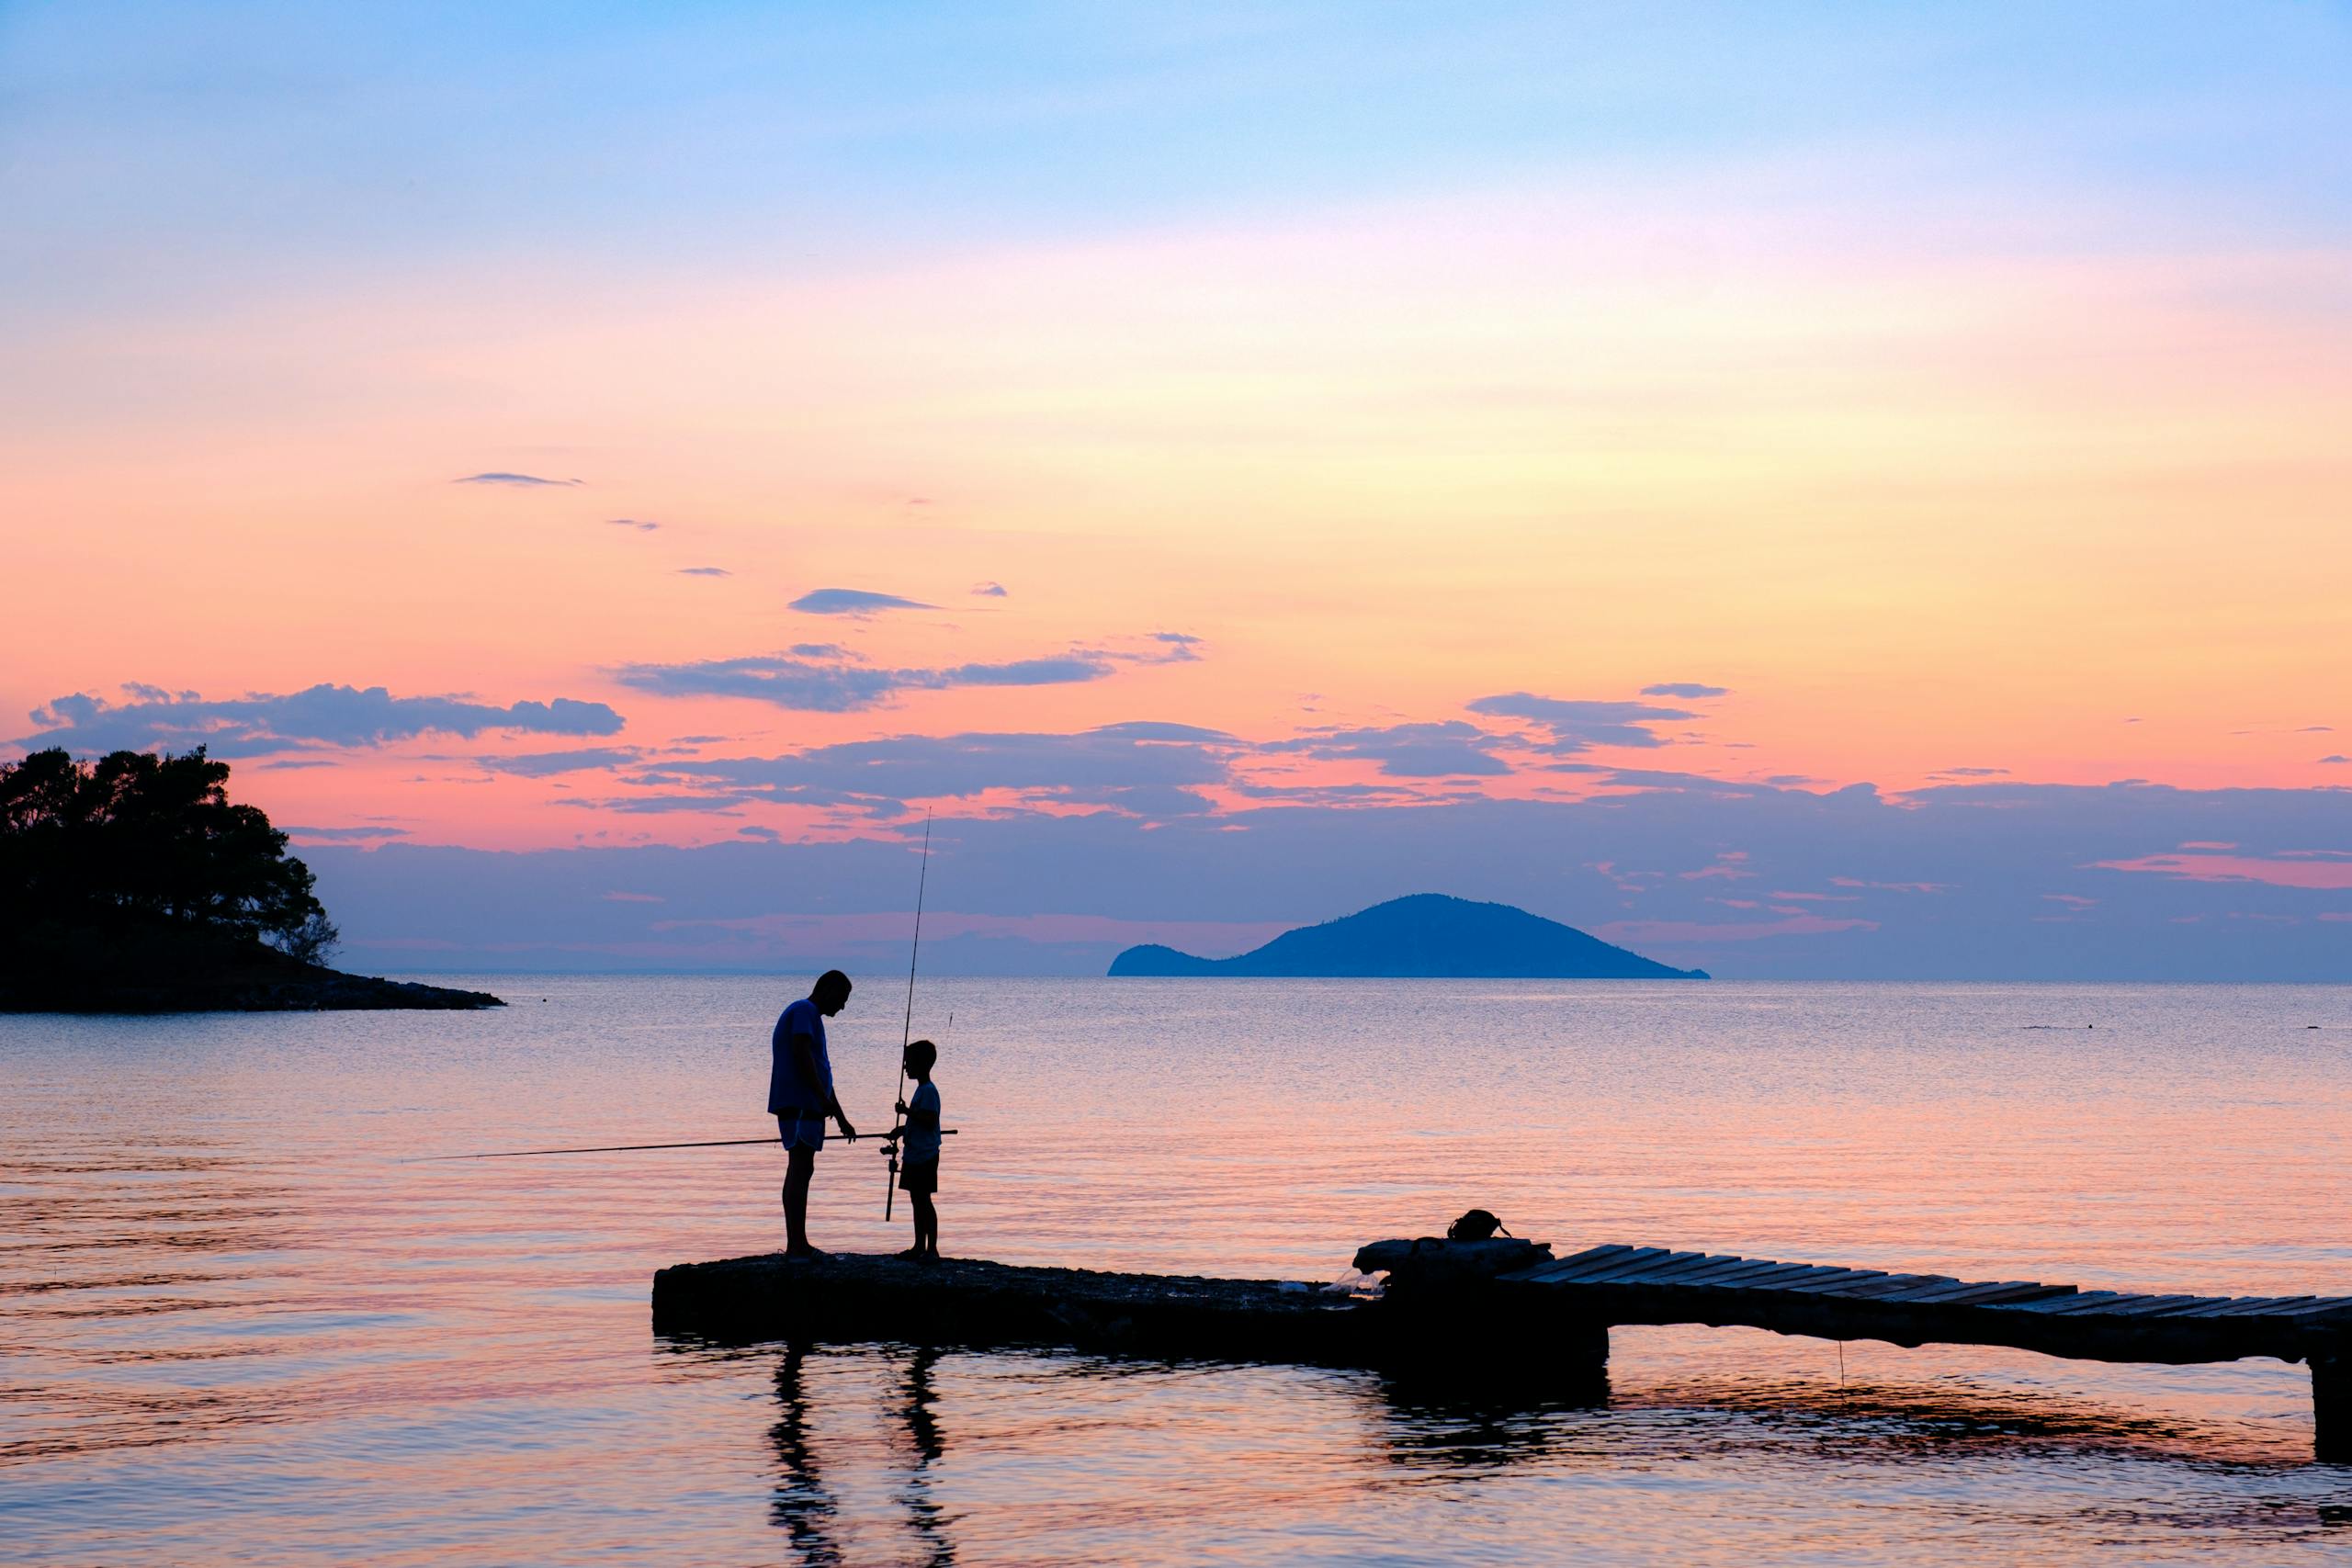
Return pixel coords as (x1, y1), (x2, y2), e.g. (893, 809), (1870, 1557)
(784, 1144), (818, 1254)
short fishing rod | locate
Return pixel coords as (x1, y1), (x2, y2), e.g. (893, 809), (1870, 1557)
(886, 807), (933, 1222)
(406, 1129), (960, 1162)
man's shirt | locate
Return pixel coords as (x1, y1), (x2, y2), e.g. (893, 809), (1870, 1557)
(768, 998), (832, 1113)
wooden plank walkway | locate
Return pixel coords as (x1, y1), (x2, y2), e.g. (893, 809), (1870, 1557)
(1489, 1242), (2350, 1460)
(653, 1240), (2352, 1462)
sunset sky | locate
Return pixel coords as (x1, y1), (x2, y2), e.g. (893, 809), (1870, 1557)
(6, 3), (2348, 975)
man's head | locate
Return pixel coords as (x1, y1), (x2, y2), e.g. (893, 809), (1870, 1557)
(811, 970), (853, 1016)
(904, 1037), (936, 1077)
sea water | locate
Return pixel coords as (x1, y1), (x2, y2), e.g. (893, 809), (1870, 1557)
(5, 978), (2349, 1565)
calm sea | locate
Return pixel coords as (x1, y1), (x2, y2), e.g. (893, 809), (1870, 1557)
(6, 978), (2350, 1565)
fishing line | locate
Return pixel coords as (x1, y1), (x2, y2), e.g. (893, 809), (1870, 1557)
(404, 1130), (960, 1163)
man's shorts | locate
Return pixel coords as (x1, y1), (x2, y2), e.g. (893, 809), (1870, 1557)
(776, 1110), (826, 1152)
(897, 1157), (939, 1195)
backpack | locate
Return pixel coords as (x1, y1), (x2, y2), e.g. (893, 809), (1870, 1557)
(1445, 1208), (1511, 1242)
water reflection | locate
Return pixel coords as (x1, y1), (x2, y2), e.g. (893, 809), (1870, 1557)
(1370, 1367), (1609, 1472)
(768, 1344), (843, 1565)
(896, 1347), (956, 1567)
(764, 1343), (959, 1567)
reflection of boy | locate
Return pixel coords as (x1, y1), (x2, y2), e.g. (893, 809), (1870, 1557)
(895, 1038), (942, 1262)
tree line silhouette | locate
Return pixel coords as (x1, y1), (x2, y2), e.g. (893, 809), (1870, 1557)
(2, 747), (337, 1009)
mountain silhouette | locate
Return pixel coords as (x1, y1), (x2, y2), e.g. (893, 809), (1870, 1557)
(1107, 894), (1709, 979)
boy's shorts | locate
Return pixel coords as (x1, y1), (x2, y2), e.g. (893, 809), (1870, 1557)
(776, 1110), (826, 1151)
(897, 1157), (939, 1195)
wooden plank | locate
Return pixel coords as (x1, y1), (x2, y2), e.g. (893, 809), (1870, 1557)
(2002, 1290), (2130, 1314)
(1522, 1246), (1672, 1285)
(2200, 1296), (2312, 1317)
(2092, 1295), (2209, 1317)
(2267, 1299), (2352, 1320)
(1581, 1250), (1711, 1284)
(1933, 1283), (2075, 1307)
(2135, 1297), (2247, 1318)
(2209, 1296), (2328, 1318)
(1694, 1259), (1833, 1289)
(1872, 1278), (2016, 1305)
(1781, 1269), (1892, 1294)
(1612, 1253), (1749, 1285)
(1819, 1274), (1946, 1300)
(1534, 1246), (1677, 1284)
(1547, 1244), (1635, 1271)
(1852, 1277), (1967, 1303)
(1516, 1245), (1656, 1284)
(1731, 1259), (1853, 1288)
(1499, 1244), (1629, 1282)
(2039, 1293), (2160, 1316)
(1664, 1258), (1793, 1288)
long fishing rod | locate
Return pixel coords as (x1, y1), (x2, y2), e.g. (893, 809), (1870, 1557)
(886, 807), (933, 1222)
(405, 1129), (960, 1163)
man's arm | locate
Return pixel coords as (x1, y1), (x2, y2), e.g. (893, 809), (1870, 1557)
(788, 1030), (857, 1139)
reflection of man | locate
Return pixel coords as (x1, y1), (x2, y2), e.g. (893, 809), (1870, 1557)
(771, 969), (857, 1258)
(769, 1347), (839, 1560)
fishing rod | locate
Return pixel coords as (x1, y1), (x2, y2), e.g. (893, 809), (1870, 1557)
(886, 807), (933, 1222)
(405, 1129), (960, 1163)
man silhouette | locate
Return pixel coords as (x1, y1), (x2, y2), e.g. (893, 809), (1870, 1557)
(771, 969), (858, 1258)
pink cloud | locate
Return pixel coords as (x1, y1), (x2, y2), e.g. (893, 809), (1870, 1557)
(2090, 852), (2352, 890)
(1680, 851), (1754, 881)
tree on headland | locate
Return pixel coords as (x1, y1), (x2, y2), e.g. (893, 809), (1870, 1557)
(2, 747), (341, 998)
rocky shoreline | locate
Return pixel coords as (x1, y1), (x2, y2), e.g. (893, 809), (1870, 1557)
(1, 951), (503, 1013)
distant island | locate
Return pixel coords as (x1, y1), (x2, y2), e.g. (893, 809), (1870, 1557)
(2, 746), (502, 1013)
(1107, 894), (1709, 979)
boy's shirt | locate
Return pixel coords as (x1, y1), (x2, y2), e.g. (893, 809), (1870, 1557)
(905, 1080), (942, 1163)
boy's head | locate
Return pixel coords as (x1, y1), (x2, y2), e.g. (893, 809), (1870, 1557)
(903, 1038), (937, 1077)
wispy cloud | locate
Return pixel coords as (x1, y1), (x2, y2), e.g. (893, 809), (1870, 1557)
(20, 683), (624, 758)
(613, 649), (1114, 712)
(1149, 632), (1204, 662)
(663, 721), (1241, 815)
(471, 746), (645, 777)
(607, 518), (661, 532)
(282, 824), (409, 841)
(971, 581), (1009, 597)
(2091, 852), (2352, 890)
(788, 588), (937, 616)
(1466, 693), (1697, 752)
(1264, 720), (1509, 777)
(676, 566), (732, 577)
(455, 472), (582, 487)
(1642, 682), (1729, 699)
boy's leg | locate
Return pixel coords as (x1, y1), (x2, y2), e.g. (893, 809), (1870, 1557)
(783, 1144), (817, 1254)
(913, 1192), (937, 1255)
